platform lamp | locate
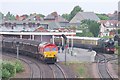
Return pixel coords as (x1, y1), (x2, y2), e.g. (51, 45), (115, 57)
(16, 42), (20, 59)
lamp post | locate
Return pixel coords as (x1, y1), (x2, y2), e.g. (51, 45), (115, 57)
(16, 42), (20, 59)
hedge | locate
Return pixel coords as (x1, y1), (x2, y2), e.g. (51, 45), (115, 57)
(2, 60), (24, 79)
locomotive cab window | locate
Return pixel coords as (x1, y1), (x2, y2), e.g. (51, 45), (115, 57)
(44, 47), (50, 51)
(52, 47), (57, 51)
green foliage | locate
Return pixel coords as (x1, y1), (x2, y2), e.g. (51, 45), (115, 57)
(118, 29), (120, 34)
(62, 5), (83, 21)
(14, 60), (24, 73)
(6, 12), (15, 20)
(62, 14), (69, 21)
(0, 12), (4, 19)
(2, 68), (11, 79)
(76, 30), (94, 37)
(2, 61), (24, 79)
(80, 20), (100, 37)
(69, 5), (83, 21)
(2, 62), (16, 79)
(79, 68), (85, 75)
(38, 14), (45, 18)
(96, 14), (109, 20)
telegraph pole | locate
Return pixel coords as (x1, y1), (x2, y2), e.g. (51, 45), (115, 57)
(16, 42), (20, 59)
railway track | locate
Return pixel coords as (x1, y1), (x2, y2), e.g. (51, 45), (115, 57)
(96, 53), (117, 79)
(3, 52), (43, 79)
(48, 63), (67, 79)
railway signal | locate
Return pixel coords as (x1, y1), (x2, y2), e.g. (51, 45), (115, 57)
(62, 34), (67, 45)
(61, 34), (67, 65)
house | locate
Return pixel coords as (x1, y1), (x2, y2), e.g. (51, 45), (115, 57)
(108, 11), (118, 20)
(15, 15), (28, 21)
(98, 20), (119, 37)
(70, 12), (100, 23)
(44, 12), (68, 23)
(23, 13), (44, 22)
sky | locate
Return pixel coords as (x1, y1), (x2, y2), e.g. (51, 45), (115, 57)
(0, 0), (119, 16)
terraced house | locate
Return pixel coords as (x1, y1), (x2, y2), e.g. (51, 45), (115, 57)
(98, 20), (119, 37)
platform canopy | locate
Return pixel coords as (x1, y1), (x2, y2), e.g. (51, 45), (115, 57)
(0, 31), (76, 36)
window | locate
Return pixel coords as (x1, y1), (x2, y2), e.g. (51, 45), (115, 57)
(52, 47), (56, 51)
(44, 48), (50, 51)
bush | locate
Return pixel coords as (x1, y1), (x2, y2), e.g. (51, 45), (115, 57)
(2, 60), (24, 79)
(2, 62), (16, 79)
(14, 60), (24, 73)
(2, 68), (11, 79)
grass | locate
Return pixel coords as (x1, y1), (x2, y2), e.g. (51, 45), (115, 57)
(66, 62), (91, 78)
(78, 66), (85, 76)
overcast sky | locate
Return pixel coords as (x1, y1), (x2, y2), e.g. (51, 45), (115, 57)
(0, 0), (119, 16)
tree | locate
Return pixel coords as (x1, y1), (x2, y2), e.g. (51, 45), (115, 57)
(6, 12), (15, 20)
(81, 20), (100, 37)
(96, 14), (109, 20)
(69, 6), (83, 21)
(11, 14), (15, 20)
(61, 5), (83, 21)
(38, 14), (45, 18)
(0, 12), (4, 19)
(6, 12), (11, 20)
(76, 30), (94, 37)
(62, 14), (69, 21)
(69, 26), (77, 30)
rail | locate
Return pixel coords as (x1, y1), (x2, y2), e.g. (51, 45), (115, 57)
(96, 53), (114, 79)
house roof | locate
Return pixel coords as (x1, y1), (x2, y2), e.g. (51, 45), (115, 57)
(57, 16), (68, 22)
(48, 22), (61, 30)
(23, 14), (37, 21)
(109, 14), (118, 20)
(44, 14), (55, 20)
(34, 26), (48, 32)
(98, 20), (118, 24)
(98, 20), (119, 28)
(44, 12), (68, 22)
(23, 14), (44, 22)
(44, 12), (57, 20)
(70, 12), (100, 23)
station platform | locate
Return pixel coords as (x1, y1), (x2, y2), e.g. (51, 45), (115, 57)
(57, 48), (96, 63)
